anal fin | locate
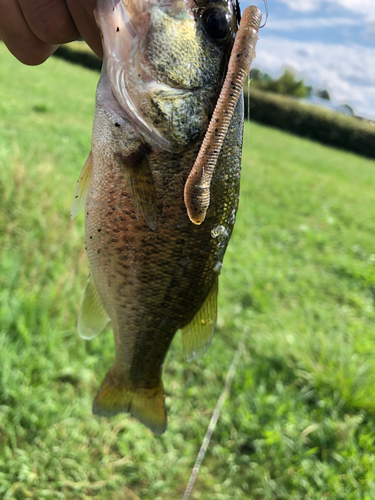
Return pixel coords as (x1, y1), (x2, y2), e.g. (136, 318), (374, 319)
(92, 367), (167, 435)
(119, 147), (158, 231)
(78, 273), (110, 340)
(71, 152), (93, 220)
(181, 278), (218, 362)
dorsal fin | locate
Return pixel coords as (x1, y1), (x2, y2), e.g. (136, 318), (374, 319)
(119, 147), (158, 231)
(78, 273), (110, 340)
(71, 152), (93, 220)
(180, 278), (218, 362)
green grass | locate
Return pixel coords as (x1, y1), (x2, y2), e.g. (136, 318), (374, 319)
(1, 42), (375, 499)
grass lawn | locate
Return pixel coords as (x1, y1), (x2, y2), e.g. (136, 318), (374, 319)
(1, 42), (375, 499)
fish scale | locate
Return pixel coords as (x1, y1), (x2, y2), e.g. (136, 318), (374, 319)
(86, 97), (242, 431)
(71, 0), (259, 434)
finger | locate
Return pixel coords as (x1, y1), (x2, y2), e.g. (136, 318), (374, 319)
(0, 0), (57, 65)
(67, 0), (103, 60)
(18, 0), (79, 45)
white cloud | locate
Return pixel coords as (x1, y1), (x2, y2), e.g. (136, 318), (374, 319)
(254, 36), (375, 119)
(266, 16), (360, 30)
(366, 21), (375, 40)
(276, 0), (375, 15)
(274, 0), (322, 13)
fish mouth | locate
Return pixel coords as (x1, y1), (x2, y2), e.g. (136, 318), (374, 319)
(138, 48), (206, 95)
(96, 0), (206, 151)
(141, 66), (204, 98)
(125, 52), (207, 151)
(95, 0), (170, 151)
(151, 87), (200, 98)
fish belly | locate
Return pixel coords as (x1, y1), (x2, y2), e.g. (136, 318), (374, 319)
(85, 97), (243, 433)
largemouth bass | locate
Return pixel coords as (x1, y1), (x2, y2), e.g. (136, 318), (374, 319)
(71, 0), (260, 434)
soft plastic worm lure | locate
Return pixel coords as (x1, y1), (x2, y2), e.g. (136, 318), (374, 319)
(184, 5), (262, 225)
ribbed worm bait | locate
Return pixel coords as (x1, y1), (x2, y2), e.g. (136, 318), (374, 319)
(184, 5), (262, 225)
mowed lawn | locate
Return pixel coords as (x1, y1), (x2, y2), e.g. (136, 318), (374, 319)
(1, 42), (375, 499)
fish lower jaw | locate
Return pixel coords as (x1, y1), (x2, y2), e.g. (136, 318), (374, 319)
(139, 69), (202, 97)
(136, 52), (202, 96)
(147, 80), (191, 96)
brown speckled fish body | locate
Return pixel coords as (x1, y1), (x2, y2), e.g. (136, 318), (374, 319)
(73, 0), (244, 433)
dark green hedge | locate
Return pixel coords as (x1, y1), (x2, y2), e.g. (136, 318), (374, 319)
(54, 45), (102, 72)
(245, 88), (375, 159)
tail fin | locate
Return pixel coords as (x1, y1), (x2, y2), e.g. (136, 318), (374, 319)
(92, 367), (167, 435)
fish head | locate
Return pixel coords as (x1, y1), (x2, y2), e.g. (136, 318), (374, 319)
(95, 0), (239, 151)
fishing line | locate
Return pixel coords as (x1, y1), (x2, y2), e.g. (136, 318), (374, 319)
(248, 71), (251, 121)
(182, 328), (247, 500)
(247, 0), (268, 148)
(260, 0), (268, 29)
(246, 73), (251, 151)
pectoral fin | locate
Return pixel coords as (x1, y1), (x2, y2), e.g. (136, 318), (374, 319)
(180, 278), (218, 362)
(71, 152), (93, 220)
(78, 273), (110, 340)
(119, 148), (158, 231)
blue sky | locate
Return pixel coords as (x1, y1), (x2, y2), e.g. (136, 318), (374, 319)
(240, 0), (375, 119)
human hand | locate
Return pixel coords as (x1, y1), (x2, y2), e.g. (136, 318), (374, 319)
(0, 0), (103, 65)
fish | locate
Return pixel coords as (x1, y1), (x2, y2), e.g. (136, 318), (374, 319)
(71, 0), (261, 434)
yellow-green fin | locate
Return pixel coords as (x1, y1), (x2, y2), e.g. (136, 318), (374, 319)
(78, 273), (110, 340)
(120, 150), (158, 231)
(181, 278), (218, 362)
(71, 152), (93, 220)
(92, 367), (167, 435)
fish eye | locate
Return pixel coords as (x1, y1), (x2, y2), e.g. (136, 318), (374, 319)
(202, 8), (232, 43)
